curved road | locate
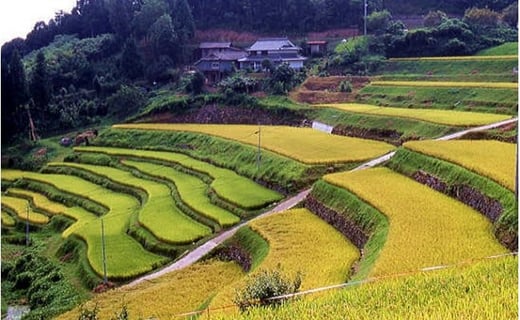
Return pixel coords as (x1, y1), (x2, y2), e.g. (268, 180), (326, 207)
(125, 117), (517, 287)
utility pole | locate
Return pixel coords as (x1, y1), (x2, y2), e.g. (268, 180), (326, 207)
(256, 125), (261, 172)
(101, 219), (108, 284)
(364, 0), (368, 36)
(25, 204), (30, 246)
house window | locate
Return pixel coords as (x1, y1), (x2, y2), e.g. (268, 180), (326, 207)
(211, 62), (220, 69)
(261, 50), (268, 55)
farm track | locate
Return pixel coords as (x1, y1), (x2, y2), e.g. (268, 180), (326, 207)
(124, 117), (518, 288)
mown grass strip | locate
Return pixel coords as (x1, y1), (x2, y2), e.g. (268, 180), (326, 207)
(477, 42), (518, 56)
(231, 256), (517, 320)
(324, 168), (507, 277)
(122, 160), (240, 227)
(2, 169), (166, 280)
(209, 208), (360, 312)
(370, 80), (517, 89)
(314, 103), (511, 126)
(1, 196), (50, 224)
(358, 85), (517, 114)
(57, 260), (244, 320)
(404, 140), (516, 191)
(112, 124), (396, 165)
(389, 55), (518, 61)
(47, 162), (213, 242)
(1, 210), (16, 227)
(75, 146), (283, 209)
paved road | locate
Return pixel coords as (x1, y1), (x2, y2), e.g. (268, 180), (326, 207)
(125, 117), (517, 287)
(436, 118), (517, 141)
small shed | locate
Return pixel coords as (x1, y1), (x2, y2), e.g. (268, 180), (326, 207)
(307, 40), (328, 55)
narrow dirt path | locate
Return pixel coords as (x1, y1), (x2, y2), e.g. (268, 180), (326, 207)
(124, 117), (517, 287)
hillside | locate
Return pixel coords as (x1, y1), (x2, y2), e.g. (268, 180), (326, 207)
(0, 1), (518, 317)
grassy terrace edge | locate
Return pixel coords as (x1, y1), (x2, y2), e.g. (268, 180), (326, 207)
(305, 179), (388, 281)
(386, 147), (517, 251)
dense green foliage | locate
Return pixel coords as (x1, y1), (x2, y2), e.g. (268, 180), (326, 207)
(1, 248), (80, 319)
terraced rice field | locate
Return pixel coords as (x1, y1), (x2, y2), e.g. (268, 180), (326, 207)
(370, 80), (518, 89)
(112, 124), (396, 164)
(1, 196), (49, 224)
(314, 103), (511, 126)
(229, 256), (517, 320)
(404, 140), (516, 191)
(75, 146), (283, 209)
(209, 208), (360, 313)
(1, 211), (16, 227)
(47, 162), (213, 241)
(4, 188), (98, 237)
(324, 168), (507, 277)
(122, 160), (240, 227)
(57, 260), (244, 320)
(2, 169), (166, 280)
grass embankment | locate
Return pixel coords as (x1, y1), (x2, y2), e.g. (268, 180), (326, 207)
(112, 124), (396, 165)
(74, 146), (283, 209)
(477, 42), (518, 56)
(370, 81), (518, 89)
(1, 196), (50, 224)
(208, 209), (360, 314)
(46, 162), (215, 240)
(2, 170), (166, 280)
(404, 140), (516, 191)
(386, 148), (517, 250)
(122, 160), (240, 226)
(314, 103), (511, 126)
(219, 256), (517, 320)
(324, 168), (507, 277)
(307, 180), (388, 281)
(57, 260), (244, 320)
(92, 128), (317, 192)
(357, 85), (517, 114)
(380, 57), (517, 82)
(308, 108), (456, 143)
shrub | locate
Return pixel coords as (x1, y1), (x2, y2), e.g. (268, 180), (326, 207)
(233, 267), (302, 312)
(338, 80), (353, 93)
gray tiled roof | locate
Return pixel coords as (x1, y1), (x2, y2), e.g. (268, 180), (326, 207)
(194, 51), (247, 65)
(247, 38), (300, 51)
(199, 42), (232, 49)
(238, 52), (306, 62)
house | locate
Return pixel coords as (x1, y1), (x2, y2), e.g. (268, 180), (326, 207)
(194, 42), (246, 83)
(238, 37), (307, 71)
(307, 40), (328, 56)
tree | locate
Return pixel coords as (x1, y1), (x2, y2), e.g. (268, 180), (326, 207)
(184, 71), (205, 95)
(147, 14), (178, 58)
(107, 0), (134, 40)
(269, 63), (296, 94)
(133, 0), (169, 37)
(168, 0), (195, 42)
(30, 51), (52, 121)
(106, 85), (146, 117)
(501, 3), (518, 28)
(463, 7), (500, 29)
(424, 10), (449, 28)
(120, 39), (144, 79)
(1, 49), (29, 142)
(367, 10), (392, 35)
